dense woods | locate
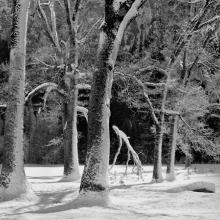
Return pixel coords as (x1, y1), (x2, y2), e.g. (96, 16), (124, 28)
(0, 0), (220, 201)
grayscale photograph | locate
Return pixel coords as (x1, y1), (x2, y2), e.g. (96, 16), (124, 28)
(0, 0), (220, 219)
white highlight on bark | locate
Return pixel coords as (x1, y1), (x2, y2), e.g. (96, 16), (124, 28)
(25, 82), (59, 102)
(112, 0), (143, 63)
(77, 83), (91, 90)
(97, 31), (107, 54)
(77, 106), (88, 121)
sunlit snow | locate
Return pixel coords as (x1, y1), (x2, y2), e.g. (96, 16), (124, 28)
(0, 164), (220, 220)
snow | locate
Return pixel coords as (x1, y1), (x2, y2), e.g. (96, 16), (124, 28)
(0, 164), (220, 220)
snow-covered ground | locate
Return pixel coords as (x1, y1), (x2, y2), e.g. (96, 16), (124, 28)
(0, 164), (220, 220)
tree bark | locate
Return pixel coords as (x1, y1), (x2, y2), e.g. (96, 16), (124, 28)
(62, 0), (81, 181)
(25, 101), (37, 163)
(166, 115), (179, 181)
(0, 0), (31, 201)
(79, 0), (144, 201)
(152, 125), (163, 182)
(62, 74), (80, 181)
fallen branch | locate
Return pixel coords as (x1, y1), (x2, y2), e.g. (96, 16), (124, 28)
(112, 125), (143, 177)
(110, 129), (123, 170)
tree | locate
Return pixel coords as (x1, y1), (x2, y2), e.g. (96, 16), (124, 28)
(0, 0), (31, 201)
(32, 0), (100, 181)
(79, 0), (145, 203)
(166, 5), (220, 181)
(152, 0), (219, 183)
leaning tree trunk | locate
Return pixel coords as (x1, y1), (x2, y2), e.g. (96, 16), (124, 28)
(0, 0), (31, 201)
(166, 115), (179, 181)
(79, 0), (144, 204)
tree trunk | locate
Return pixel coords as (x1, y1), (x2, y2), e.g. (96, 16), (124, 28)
(166, 115), (179, 181)
(79, 0), (144, 203)
(61, 0), (80, 181)
(185, 149), (192, 168)
(62, 78), (80, 181)
(79, 32), (115, 193)
(152, 71), (170, 183)
(0, 0), (31, 201)
(25, 101), (37, 163)
(152, 125), (163, 182)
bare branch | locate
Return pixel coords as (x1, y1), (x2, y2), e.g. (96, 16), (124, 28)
(110, 134), (123, 170)
(42, 85), (56, 109)
(112, 125), (143, 177)
(63, 0), (75, 47)
(116, 71), (159, 126)
(163, 109), (180, 115)
(207, 103), (220, 108)
(78, 17), (103, 44)
(49, 0), (61, 52)
(137, 66), (168, 77)
(155, 109), (180, 115)
(144, 82), (166, 87)
(37, 0), (56, 47)
(197, 15), (220, 30)
(25, 82), (67, 103)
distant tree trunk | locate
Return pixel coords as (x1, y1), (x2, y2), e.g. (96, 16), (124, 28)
(25, 101), (37, 163)
(0, 0), (31, 201)
(37, 0), (81, 180)
(62, 73), (80, 181)
(185, 148), (192, 168)
(62, 0), (81, 181)
(79, 0), (144, 202)
(152, 125), (163, 182)
(166, 115), (179, 181)
(152, 2), (213, 183)
(152, 71), (170, 183)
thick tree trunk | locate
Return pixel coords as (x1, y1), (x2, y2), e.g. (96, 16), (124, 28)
(79, 32), (115, 193)
(166, 115), (179, 181)
(0, 0), (31, 201)
(79, 0), (144, 204)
